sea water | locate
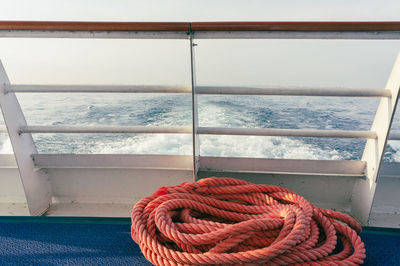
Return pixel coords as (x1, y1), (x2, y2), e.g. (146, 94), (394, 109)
(0, 93), (399, 162)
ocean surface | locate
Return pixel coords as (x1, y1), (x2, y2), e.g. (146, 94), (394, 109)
(0, 93), (399, 161)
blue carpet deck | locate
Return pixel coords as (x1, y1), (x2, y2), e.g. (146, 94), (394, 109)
(0, 217), (399, 265)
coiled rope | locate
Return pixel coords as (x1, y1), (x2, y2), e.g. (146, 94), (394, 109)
(131, 177), (366, 265)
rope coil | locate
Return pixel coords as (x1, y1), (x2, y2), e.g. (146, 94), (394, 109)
(131, 177), (366, 265)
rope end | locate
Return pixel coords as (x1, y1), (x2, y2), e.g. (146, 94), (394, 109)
(153, 186), (169, 196)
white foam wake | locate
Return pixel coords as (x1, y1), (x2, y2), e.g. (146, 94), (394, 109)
(388, 141), (400, 162)
(0, 137), (13, 154)
(92, 133), (349, 160)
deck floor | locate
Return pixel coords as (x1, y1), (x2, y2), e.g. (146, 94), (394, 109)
(0, 217), (399, 265)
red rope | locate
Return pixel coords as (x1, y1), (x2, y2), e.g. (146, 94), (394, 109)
(131, 177), (366, 265)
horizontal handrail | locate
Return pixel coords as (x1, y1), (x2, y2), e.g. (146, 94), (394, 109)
(199, 156), (367, 176)
(192, 22), (400, 32)
(1, 153), (397, 178)
(2, 21), (400, 39)
(196, 86), (391, 97)
(0, 21), (191, 31)
(5, 84), (391, 97)
(197, 127), (377, 139)
(1, 21), (400, 32)
(389, 132), (400, 140)
(19, 126), (192, 134)
(379, 162), (400, 178)
(11, 125), (400, 140)
(32, 154), (193, 170)
(5, 85), (191, 93)
(19, 125), (377, 139)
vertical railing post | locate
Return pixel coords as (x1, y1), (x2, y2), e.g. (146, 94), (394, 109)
(190, 33), (200, 180)
(352, 52), (400, 225)
(0, 60), (52, 215)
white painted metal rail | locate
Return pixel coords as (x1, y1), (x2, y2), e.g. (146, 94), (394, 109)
(32, 154), (193, 170)
(6, 84), (391, 97)
(389, 132), (400, 140)
(4, 85), (191, 94)
(197, 127), (377, 139)
(19, 126), (192, 134)
(9, 125), (400, 140)
(199, 157), (367, 177)
(18, 125), (378, 139)
(196, 86), (391, 97)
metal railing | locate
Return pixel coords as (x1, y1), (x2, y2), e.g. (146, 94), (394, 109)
(1, 21), (399, 169)
(2, 21), (400, 39)
(4, 85), (191, 94)
(0, 21), (400, 223)
(18, 125), (192, 134)
(0, 123), (397, 139)
(4, 84), (392, 97)
(3, 83), (396, 140)
(195, 86), (392, 97)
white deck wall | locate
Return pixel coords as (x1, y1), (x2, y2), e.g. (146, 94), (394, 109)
(1, 154), (399, 228)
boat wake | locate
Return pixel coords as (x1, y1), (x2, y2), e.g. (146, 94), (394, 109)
(0, 93), (398, 162)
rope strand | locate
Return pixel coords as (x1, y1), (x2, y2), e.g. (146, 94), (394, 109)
(131, 177), (366, 265)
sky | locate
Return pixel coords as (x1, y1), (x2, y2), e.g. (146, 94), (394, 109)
(0, 0), (400, 88)
(1, 0), (400, 21)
